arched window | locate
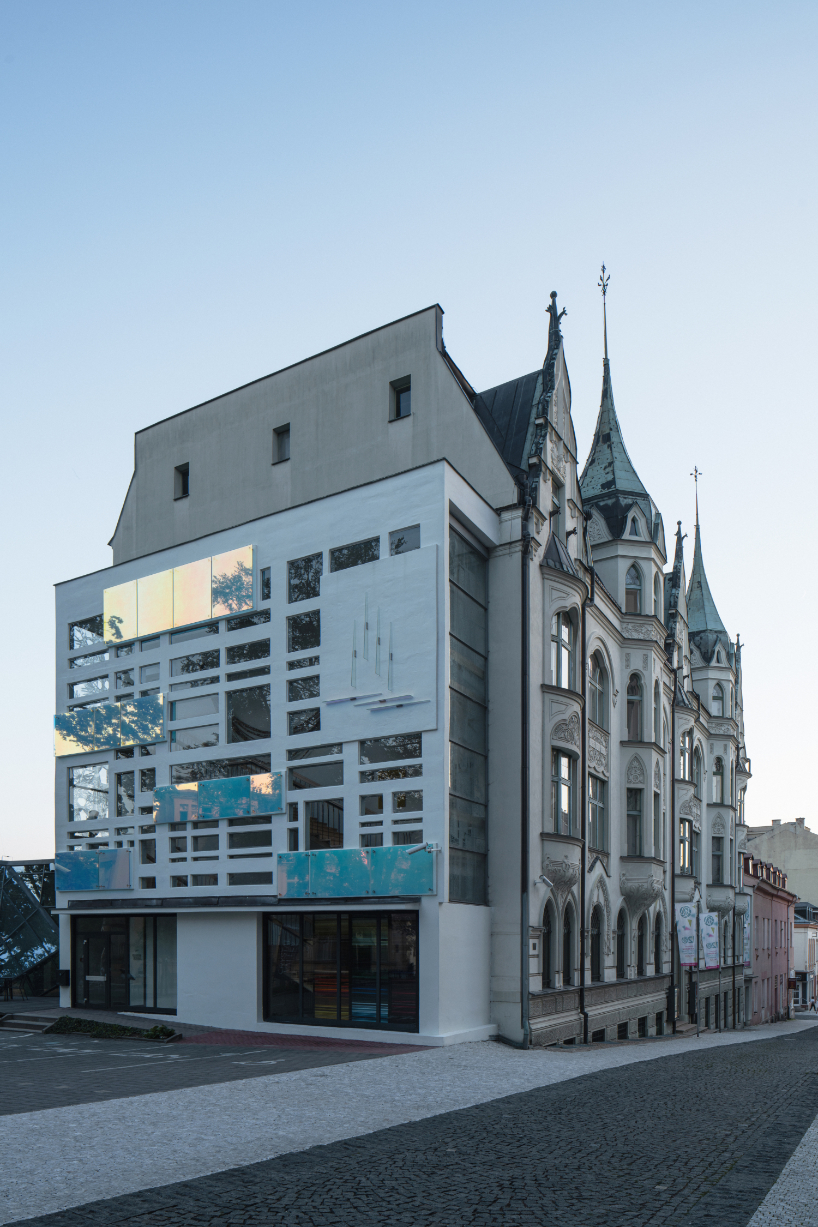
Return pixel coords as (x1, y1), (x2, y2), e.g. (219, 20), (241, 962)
(653, 681), (660, 743)
(625, 565), (642, 613)
(637, 915), (646, 977)
(543, 905), (553, 989)
(629, 518), (641, 537)
(712, 684), (724, 718)
(563, 908), (573, 987)
(693, 746), (702, 798)
(551, 613), (574, 689)
(616, 909), (627, 979)
(627, 673), (642, 741)
(716, 649), (723, 663)
(590, 906), (602, 982)
(654, 573), (661, 618)
(589, 653), (607, 729)
(654, 913), (662, 975)
(713, 757), (724, 804)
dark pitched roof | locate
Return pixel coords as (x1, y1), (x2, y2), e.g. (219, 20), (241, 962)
(541, 530), (577, 575)
(579, 352), (653, 538)
(687, 523), (728, 639)
(472, 369), (542, 481)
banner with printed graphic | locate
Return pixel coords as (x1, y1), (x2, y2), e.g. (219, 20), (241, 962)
(744, 911), (752, 966)
(676, 903), (698, 966)
(700, 912), (720, 969)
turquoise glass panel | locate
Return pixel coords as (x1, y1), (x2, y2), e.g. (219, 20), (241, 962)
(94, 704), (121, 749)
(276, 852), (310, 898)
(98, 849), (132, 889)
(55, 851), (99, 891)
(54, 710), (96, 756)
(120, 693), (164, 746)
(250, 772), (284, 814)
(370, 845), (436, 896)
(153, 784), (199, 824)
(199, 776), (249, 821)
(309, 848), (372, 898)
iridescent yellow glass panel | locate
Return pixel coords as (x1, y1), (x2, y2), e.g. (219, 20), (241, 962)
(211, 546), (254, 616)
(137, 570), (173, 637)
(173, 558), (212, 628)
(104, 581), (137, 644)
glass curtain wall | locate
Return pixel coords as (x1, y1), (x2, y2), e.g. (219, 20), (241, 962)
(448, 528), (488, 904)
(265, 910), (418, 1031)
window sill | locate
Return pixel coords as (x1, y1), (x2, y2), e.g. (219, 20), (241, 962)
(173, 494), (189, 502)
(389, 413), (412, 423)
(620, 740), (665, 751)
(271, 458), (290, 465)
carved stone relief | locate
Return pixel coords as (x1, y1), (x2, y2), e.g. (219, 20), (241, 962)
(626, 755), (646, 786)
(642, 653), (649, 671)
(587, 516), (608, 545)
(588, 725), (609, 777)
(712, 813), (725, 835)
(621, 621), (660, 642)
(588, 873), (612, 956)
(619, 871), (663, 916)
(552, 712), (580, 748)
(653, 761), (661, 790)
(625, 652), (631, 670)
(543, 856), (580, 904)
(678, 794), (702, 822)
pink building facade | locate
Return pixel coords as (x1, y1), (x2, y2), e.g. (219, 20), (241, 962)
(744, 853), (795, 1023)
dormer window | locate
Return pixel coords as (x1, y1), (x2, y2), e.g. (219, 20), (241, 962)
(625, 565), (642, 614)
(629, 519), (640, 536)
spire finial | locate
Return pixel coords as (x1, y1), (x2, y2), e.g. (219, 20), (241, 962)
(690, 466), (702, 526)
(598, 264), (610, 361)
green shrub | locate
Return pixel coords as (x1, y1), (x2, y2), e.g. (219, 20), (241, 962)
(49, 1015), (176, 1041)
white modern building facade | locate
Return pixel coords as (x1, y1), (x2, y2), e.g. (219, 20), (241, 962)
(54, 298), (754, 1044)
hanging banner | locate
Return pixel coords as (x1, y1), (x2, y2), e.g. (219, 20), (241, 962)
(744, 911), (752, 967)
(676, 903), (698, 967)
(700, 912), (720, 969)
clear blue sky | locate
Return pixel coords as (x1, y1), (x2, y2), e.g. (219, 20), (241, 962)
(2, 1), (816, 856)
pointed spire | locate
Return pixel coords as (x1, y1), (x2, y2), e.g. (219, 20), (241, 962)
(687, 520), (727, 637)
(579, 268), (648, 508)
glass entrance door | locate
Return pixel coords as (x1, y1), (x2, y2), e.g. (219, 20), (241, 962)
(74, 921), (129, 1009)
(72, 915), (177, 1013)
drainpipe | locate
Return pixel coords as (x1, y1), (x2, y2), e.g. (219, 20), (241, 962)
(520, 494), (531, 1050)
(668, 660), (678, 1034)
(579, 565), (593, 1043)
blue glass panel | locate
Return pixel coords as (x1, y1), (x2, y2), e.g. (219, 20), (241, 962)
(276, 852), (310, 898)
(54, 709), (96, 756)
(94, 704), (121, 749)
(199, 776), (250, 821)
(250, 772), (284, 814)
(98, 849), (132, 890)
(120, 693), (165, 746)
(309, 849), (372, 898)
(55, 851), (99, 891)
(153, 783), (199, 824)
(370, 845), (436, 896)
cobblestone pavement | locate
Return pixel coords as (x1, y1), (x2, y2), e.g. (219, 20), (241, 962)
(5, 1022), (818, 1227)
(747, 1108), (818, 1227)
(0, 1030), (419, 1117)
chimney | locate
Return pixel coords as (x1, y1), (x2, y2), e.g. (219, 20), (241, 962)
(772, 819), (781, 827)
(796, 817), (806, 831)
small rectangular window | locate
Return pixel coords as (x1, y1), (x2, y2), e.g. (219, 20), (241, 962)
(393, 829), (423, 846)
(116, 772), (135, 817)
(140, 768), (156, 793)
(171, 650), (220, 676)
(329, 537), (380, 572)
(192, 874), (218, 887)
(389, 525), (420, 555)
(359, 734), (422, 765)
(287, 828), (299, 851)
(226, 666), (271, 682)
(228, 871), (273, 886)
(116, 643), (134, 657)
(273, 424), (290, 463)
(226, 610), (270, 632)
(170, 836), (187, 853)
(229, 830), (272, 850)
(69, 675), (109, 700)
(115, 669), (134, 690)
(139, 839), (156, 864)
(69, 650), (110, 669)
(288, 762), (344, 790)
(140, 636), (160, 652)
(361, 832), (384, 848)
(170, 676), (220, 691)
(141, 688), (160, 697)
(287, 610), (320, 653)
(287, 743), (342, 761)
(287, 655), (319, 671)
(171, 876), (189, 888)
(170, 623), (219, 644)
(360, 794), (383, 816)
(227, 815), (271, 827)
(288, 707), (320, 736)
(288, 553), (323, 603)
(390, 376), (411, 420)
(170, 693), (220, 721)
(359, 764), (422, 783)
(192, 835), (219, 852)
(393, 789), (423, 813)
(174, 463), (189, 499)
(140, 877), (156, 889)
(69, 615), (104, 651)
(227, 684), (271, 743)
(139, 663), (160, 684)
(260, 568), (271, 601)
(287, 675), (319, 702)
(226, 639), (270, 665)
(626, 789), (643, 856)
(306, 798), (343, 849)
(170, 725), (219, 752)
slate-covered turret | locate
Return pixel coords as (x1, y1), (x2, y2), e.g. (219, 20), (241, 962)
(687, 520), (731, 665)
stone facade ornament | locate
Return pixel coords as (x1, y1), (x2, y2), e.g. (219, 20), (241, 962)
(642, 653), (649, 671)
(653, 761), (661, 790)
(619, 870), (663, 915)
(544, 856), (580, 903)
(621, 621), (659, 642)
(552, 712), (580, 748)
(588, 873), (613, 956)
(678, 794), (701, 822)
(626, 756), (646, 786)
(588, 725), (609, 777)
(712, 813), (725, 835)
(587, 515), (607, 545)
(625, 652), (631, 669)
